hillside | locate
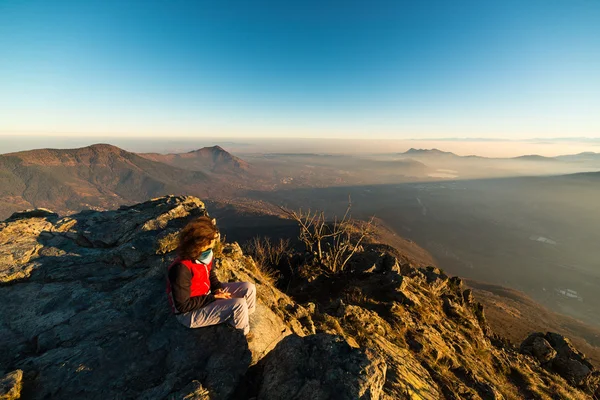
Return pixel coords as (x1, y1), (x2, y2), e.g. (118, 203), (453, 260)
(1, 196), (599, 399)
(206, 203), (600, 371)
(0, 144), (212, 219)
(469, 280), (600, 368)
(559, 171), (600, 182)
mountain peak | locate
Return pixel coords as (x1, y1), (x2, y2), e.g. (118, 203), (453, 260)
(404, 148), (456, 156)
(210, 145), (226, 153)
(184, 145), (251, 172)
(188, 145), (226, 154)
(82, 143), (129, 155)
(87, 143), (123, 152)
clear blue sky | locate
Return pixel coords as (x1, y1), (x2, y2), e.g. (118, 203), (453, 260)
(0, 0), (598, 139)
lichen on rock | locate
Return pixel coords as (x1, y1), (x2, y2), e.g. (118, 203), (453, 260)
(0, 370), (23, 400)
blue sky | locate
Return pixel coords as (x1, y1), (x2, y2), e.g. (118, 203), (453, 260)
(0, 0), (599, 139)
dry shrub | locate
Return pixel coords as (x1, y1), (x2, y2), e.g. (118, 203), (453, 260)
(246, 236), (290, 267)
(243, 236), (290, 284)
(281, 199), (375, 273)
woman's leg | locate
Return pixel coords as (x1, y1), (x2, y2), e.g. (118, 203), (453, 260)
(221, 282), (256, 314)
(177, 297), (250, 334)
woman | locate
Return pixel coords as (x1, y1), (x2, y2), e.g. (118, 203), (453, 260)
(166, 216), (256, 336)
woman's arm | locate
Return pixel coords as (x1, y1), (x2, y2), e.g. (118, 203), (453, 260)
(169, 263), (215, 313)
(209, 260), (223, 291)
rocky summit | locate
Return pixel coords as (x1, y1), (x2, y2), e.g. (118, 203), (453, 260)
(0, 196), (599, 399)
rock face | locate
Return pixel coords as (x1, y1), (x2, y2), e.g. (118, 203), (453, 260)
(521, 332), (600, 396)
(257, 334), (386, 400)
(0, 195), (597, 399)
(0, 196), (368, 399)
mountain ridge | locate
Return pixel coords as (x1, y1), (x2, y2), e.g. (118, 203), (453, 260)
(0, 144), (213, 219)
(399, 148), (600, 161)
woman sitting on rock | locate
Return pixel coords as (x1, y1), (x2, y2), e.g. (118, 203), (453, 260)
(166, 216), (256, 336)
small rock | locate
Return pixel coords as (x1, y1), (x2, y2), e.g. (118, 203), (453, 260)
(462, 289), (474, 305)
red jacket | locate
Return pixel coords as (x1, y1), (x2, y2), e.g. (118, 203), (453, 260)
(166, 258), (222, 314)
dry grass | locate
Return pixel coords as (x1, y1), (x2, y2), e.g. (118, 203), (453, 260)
(242, 236), (290, 285)
(155, 231), (179, 255)
(212, 237), (224, 258)
(244, 236), (290, 268)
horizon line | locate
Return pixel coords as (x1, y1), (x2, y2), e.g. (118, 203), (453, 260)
(1, 133), (600, 142)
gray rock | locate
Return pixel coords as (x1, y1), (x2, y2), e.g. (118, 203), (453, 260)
(0, 196), (302, 399)
(521, 332), (599, 393)
(520, 332), (546, 357)
(531, 337), (557, 364)
(257, 334), (386, 400)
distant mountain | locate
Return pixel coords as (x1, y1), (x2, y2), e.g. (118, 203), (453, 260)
(402, 148), (459, 157)
(511, 154), (558, 162)
(0, 143), (212, 219)
(555, 152), (600, 162)
(400, 149), (600, 163)
(140, 145), (251, 174)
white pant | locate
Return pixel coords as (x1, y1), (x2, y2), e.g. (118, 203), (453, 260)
(176, 281), (256, 335)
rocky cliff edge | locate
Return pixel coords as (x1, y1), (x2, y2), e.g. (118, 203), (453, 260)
(0, 196), (598, 399)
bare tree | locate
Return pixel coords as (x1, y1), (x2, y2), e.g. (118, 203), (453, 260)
(281, 199), (375, 273)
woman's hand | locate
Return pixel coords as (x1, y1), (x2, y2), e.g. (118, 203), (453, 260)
(214, 289), (231, 299)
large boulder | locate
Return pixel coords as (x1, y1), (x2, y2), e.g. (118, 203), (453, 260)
(521, 332), (600, 394)
(257, 334), (387, 400)
(520, 332), (556, 364)
(0, 214), (54, 282)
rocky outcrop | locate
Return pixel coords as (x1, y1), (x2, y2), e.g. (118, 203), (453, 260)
(1, 195), (597, 399)
(0, 196), (361, 399)
(521, 332), (600, 396)
(257, 334), (386, 400)
(279, 245), (594, 399)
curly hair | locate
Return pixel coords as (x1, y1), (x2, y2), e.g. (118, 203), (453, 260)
(177, 216), (219, 260)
